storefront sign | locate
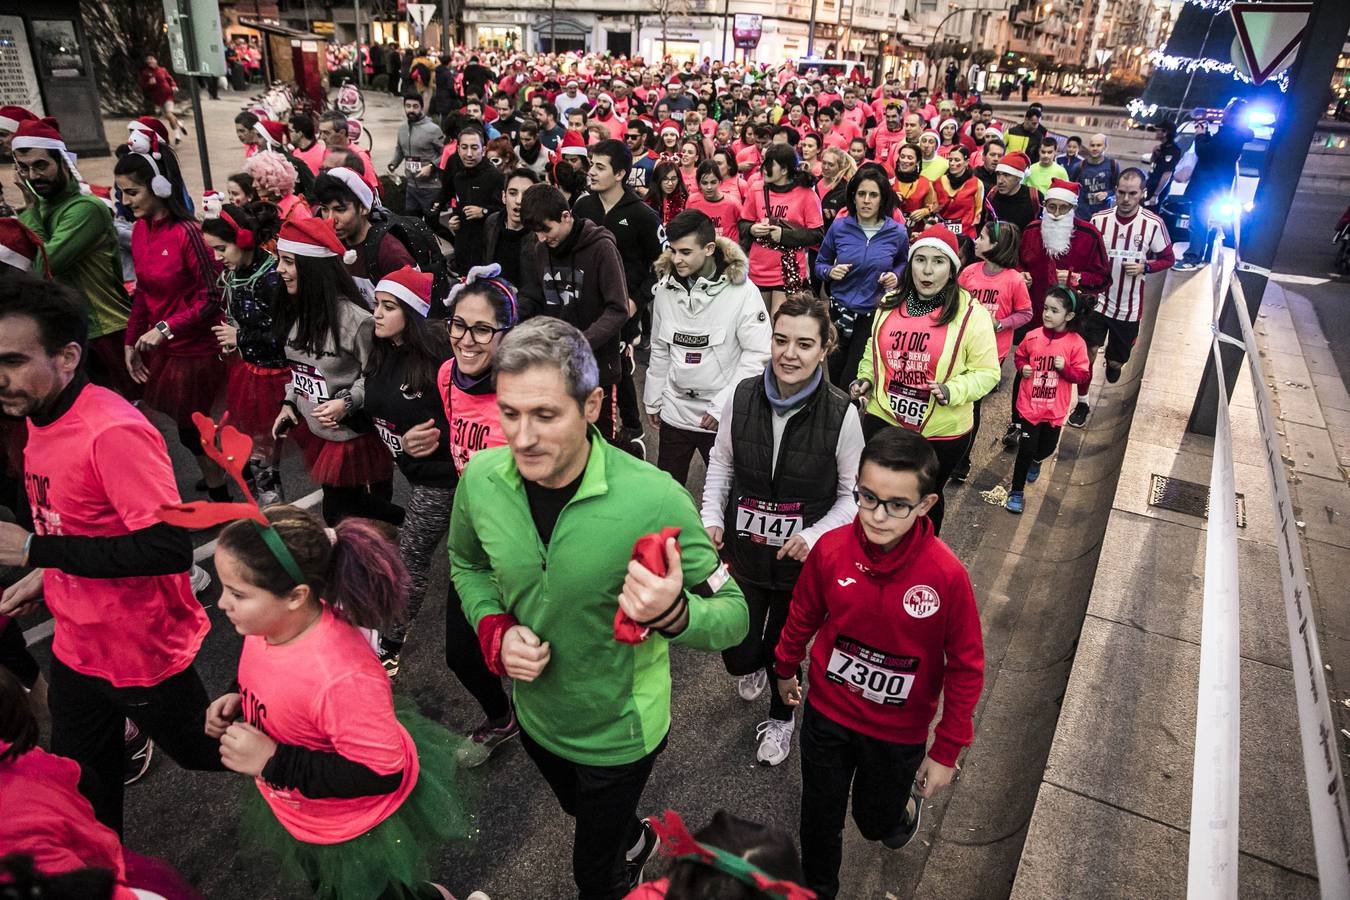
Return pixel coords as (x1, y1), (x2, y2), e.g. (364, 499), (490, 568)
(733, 13), (762, 50)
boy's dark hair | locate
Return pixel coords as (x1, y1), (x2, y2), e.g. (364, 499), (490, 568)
(504, 166), (541, 190)
(537, 101), (559, 121)
(1119, 166), (1148, 187)
(977, 219), (1022, 270)
(860, 427), (940, 497)
(772, 125), (799, 146)
(312, 172), (367, 211)
(319, 110), (349, 131)
(694, 159), (722, 187)
(983, 137), (1006, 152)
(0, 272), (87, 353)
(1039, 136), (1058, 150)
(590, 139), (632, 179)
(665, 209), (716, 248)
(519, 183), (570, 231)
(288, 113), (316, 141)
(1066, 134), (1083, 146)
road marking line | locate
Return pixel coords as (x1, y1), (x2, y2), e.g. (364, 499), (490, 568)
(22, 489), (323, 646)
(1270, 273), (1331, 285)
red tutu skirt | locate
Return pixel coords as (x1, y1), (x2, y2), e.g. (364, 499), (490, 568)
(225, 361), (291, 455)
(0, 417), (26, 476)
(86, 332), (143, 402)
(294, 428), (392, 487)
(142, 352), (227, 429)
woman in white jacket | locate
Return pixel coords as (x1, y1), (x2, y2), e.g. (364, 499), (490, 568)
(644, 209), (772, 484)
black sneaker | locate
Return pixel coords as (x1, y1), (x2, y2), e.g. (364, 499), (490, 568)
(1001, 423), (1021, 452)
(377, 643), (402, 679)
(1067, 402), (1090, 429)
(124, 720), (154, 785)
(1105, 364), (1122, 384)
(881, 786), (924, 850)
(621, 427), (646, 461)
(949, 459), (970, 483)
(625, 817), (661, 889)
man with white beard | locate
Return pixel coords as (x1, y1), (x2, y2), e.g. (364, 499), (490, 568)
(1003, 178), (1111, 443)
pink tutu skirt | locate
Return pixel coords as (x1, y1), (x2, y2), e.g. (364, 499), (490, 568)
(142, 352), (227, 429)
(225, 361), (291, 455)
(293, 428), (392, 487)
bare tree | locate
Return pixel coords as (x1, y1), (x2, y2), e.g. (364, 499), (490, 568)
(655, 0), (693, 60)
(82, 0), (168, 115)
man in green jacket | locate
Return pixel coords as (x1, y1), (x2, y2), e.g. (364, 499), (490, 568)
(449, 317), (748, 900)
(14, 122), (133, 393)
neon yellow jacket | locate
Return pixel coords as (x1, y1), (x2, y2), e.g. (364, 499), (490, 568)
(856, 286), (1000, 438)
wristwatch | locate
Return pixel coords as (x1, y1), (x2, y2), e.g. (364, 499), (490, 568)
(154, 320), (173, 341)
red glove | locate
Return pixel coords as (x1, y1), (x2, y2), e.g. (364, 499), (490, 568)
(614, 526), (682, 645)
(477, 613), (520, 676)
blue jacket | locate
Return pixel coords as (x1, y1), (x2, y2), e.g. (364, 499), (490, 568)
(814, 215), (910, 313)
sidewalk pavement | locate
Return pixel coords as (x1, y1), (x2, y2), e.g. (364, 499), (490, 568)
(1010, 256), (1350, 896)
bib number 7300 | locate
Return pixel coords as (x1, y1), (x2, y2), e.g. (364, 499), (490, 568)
(825, 638), (918, 706)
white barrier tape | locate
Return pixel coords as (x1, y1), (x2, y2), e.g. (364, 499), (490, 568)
(1228, 268), (1350, 897)
(1188, 293), (1243, 898)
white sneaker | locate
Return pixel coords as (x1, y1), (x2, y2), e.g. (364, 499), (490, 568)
(189, 564), (211, 595)
(755, 718), (795, 766)
(736, 669), (767, 701)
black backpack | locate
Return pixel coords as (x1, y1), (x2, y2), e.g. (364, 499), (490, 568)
(361, 209), (454, 317)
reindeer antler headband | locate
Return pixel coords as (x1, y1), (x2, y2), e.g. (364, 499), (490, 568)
(648, 810), (817, 900)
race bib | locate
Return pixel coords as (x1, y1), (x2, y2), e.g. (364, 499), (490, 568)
(289, 362), (330, 403)
(825, 635), (919, 706)
(1107, 248), (1147, 265)
(735, 498), (803, 548)
(372, 416), (403, 456)
(353, 276), (377, 309)
(940, 217), (964, 232)
(403, 156), (423, 177)
(885, 380), (931, 428)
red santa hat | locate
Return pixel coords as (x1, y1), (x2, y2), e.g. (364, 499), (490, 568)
(984, 127), (1004, 142)
(276, 217), (357, 265)
(938, 117), (958, 133)
(327, 166), (375, 211)
(11, 118), (87, 191)
(666, 76), (682, 87)
(375, 265), (434, 318)
(1044, 178), (1080, 207)
(0, 105), (36, 134)
(0, 217), (49, 276)
(128, 116), (169, 144)
(909, 224), (962, 270)
(560, 144), (589, 158)
(565, 78), (579, 88)
(658, 119), (681, 138)
(597, 92), (616, 107)
(921, 129), (940, 142)
(253, 119), (287, 149)
(127, 117), (170, 159)
(996, 151), (1030, 178)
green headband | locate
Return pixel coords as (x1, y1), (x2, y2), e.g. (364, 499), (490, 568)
(251, 520), (307, 587)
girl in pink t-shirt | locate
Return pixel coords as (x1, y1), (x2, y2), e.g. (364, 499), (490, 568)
(207, 507), (471, 899)
(687, 160), (743, 241)
(1007, 287), (1090, 514)
(739, 143), (824, 314)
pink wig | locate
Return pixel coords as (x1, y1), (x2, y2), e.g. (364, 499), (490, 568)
(243, 149), (296, 200)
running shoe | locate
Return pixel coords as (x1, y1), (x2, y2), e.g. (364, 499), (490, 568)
(1105, 364), (1122, 384)
(124, 720), (154, 785)
(625, 818), (661, 889)
(1006, 491), (1025, 514)
(736, 669), (767, 701)
(377, 644), (401, 679)
(1173, 260), (1205, 272)
(456, 710), (520, 767)
(755, 718), (796, 767)
(881, 785), (924, 850)
(1026, 461), (1042, 484)
(255, 465), (285, 507)
(621, 427), (647, 461)
(949, 459), (971, 483)
(1067, 402), (1090, 429)
(189, 564), (211, 595)
(1001, 423), (1021, 452)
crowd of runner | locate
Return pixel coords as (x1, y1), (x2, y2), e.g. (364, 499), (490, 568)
(0, 45), (1182, 900)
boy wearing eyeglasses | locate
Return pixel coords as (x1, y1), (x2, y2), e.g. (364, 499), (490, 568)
(775, 427), (984, 900)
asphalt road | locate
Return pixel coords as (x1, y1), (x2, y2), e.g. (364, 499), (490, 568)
(1272, 190), (1350, 391)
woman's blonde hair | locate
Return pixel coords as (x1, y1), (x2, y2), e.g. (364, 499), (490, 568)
(821, 147), (856, 184)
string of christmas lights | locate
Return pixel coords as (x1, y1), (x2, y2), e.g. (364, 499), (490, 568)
(1147, 50), (1291, 90)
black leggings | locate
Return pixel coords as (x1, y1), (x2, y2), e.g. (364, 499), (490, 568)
(827, 311), (875, 390)
(721, 582), (798, 721)
(320, 480), (404, 527)
(1013, 421), (1061, 492)
(861, 416), (972, 535)
(445, 578), (511, 722)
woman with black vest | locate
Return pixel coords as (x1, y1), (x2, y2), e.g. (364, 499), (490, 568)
(701, 294), (864, 768)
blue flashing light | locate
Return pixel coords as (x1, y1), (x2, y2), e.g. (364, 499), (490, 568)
(1209, 197), (1242, 223)
(1246, 106), (1277, 128)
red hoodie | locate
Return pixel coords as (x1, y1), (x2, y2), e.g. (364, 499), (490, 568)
(774, 517), (984, 766)
(1014, 326), (1091, 426)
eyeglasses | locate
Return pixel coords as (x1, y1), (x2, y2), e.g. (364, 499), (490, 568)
(853, 488), (920, 520)
(450, 317), (510, 344)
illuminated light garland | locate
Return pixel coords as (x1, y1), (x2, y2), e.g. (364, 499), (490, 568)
(1147, 51), (1291, 91)
(1180, 0), (1233, 10)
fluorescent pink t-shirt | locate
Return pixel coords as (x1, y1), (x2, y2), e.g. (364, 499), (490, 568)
(871, 307), (951, 432)
(740, 184), (823, 289)
(687, 194), (743, 241)
(25, 385), (208, 687)
(958, 264), (1032, 361)
(1014, 326), (1092, 426)
(437, 360), (508, 475)
(237, 606), (417, 844)
(0, 744), (136, 900)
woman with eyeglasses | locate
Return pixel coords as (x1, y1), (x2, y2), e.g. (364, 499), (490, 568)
(485, 136), (518, 176)
(400, 265), (520, 767)
(701, 294), (863, 768)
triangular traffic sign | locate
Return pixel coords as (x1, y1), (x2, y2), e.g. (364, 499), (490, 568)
(1230, 1), (1312, 85)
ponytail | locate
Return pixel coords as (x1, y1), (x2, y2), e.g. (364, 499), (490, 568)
(217, 506), (409, 632)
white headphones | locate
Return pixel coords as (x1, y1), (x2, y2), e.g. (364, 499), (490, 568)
(137, 151), (173, 199)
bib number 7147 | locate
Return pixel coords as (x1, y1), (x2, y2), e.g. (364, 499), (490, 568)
(735, 498), (803, 548)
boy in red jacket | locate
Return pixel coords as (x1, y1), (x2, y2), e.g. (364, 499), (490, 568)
(775, 428), (985, 900)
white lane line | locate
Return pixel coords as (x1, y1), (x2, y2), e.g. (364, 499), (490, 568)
(22, 489), (323, 647)
(1270, 273), (1332, 286)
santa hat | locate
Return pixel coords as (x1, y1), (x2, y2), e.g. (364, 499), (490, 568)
(0, 218), (49, 276)
(0, 105), (36, 134)
(253, 119), (287, 149)
(201, 189), (224, 219)
(658, 119), (681, 138)
(1044, 178), (1080, 207)
(996, 151), (1030, 178)
(984, 128), (1004, 142)
(277, 217), (357, 265)
(666, 76), (682, 87)
(938, 117), (958, 133)
(565, 78), (579, 88)
(128, 116), (169, 145)
(921, 129), (940, 142)
(11, 118), (88, 192)
(127, 117), (170, 159)
(375, 265), (434, 317)
(597, 92), (616, 107)
(560, 144), (589, 158)
(909, 225), (962, 270)
(327, 166), (375, 211)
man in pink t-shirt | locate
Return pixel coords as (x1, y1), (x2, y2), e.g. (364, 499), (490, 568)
(0, 277), (221, 836)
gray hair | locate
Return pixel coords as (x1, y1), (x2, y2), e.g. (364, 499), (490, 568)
(494, 317), (599, 411)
